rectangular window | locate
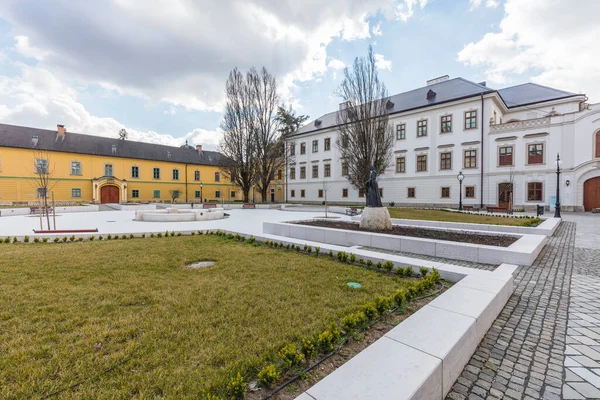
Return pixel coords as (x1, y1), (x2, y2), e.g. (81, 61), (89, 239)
(417, 155), (427, 172)
(112, 144), (117, 155)
(324, 138), (331, 151)
(324, 164), (331, 177)
(342, 188), (348, 198)
(35, 158), (48, 174)
(132, 189), (140, 198)
(172, 169), (179, 180)
(194, 190), (200, 198)
(465, 186), (475, 198)
(194, 170), (200, 181)
(291, 190), (295, 198)
(318, 189), (324, 198)
(277, 170), (282, 180)
(153, 190), (160, 199)
(312, 165), (318, 178)
(528, 143), (544, 164)
(300, 166), (306, 179)
(440, 152), (452, 170)
(441, 187), (450, 198)
(215, 190), (221, 198)
(312, 140), (318, 153)
(290, 167), (296, 180)
(499, 146), (514, 166)
(341, 162), (348, 176)
(396, 157), (406, 173)
(105, 164), (113, 177)
(72, 188), (82, 198)
(417, 120), (428, 137)
(230, 191), (236, 198)
(153, 167), (160, 179)
(408, 187), (416, 198)
(528, 182), (543, 201)
(441, 115), (452, 133)
(358, 189), (364, 198)
(396, 124), (406, 140)
(301, 189), (305, 198)
(300, 142), (306, 155)
(214, 172), (221, 182)
(289, 144), (295, 156)
(464, 110), (478, 129)
(131, 166), (139, 178)
(464, 150), (477, 169)
(71, 161), (81, 176)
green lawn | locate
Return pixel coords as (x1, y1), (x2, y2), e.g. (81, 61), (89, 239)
(0, 236), (414, 398)
(387, 208), (540, 226)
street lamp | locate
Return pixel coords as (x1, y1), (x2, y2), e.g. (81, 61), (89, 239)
(200, 182), (203, 203)
(554, 153), (563, 218)
(457, 171), (465, 211)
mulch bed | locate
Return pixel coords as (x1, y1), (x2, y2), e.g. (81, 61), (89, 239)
(293, 220), (518, 247)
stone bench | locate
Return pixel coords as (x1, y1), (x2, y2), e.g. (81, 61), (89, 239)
(203, 203), (217, 209)
(242, 203), (256, 209)
(486, 206), (507, 213)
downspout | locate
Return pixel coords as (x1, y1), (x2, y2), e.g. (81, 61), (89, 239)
(185, 164), (188, 203)
(480, 94), (484, 209)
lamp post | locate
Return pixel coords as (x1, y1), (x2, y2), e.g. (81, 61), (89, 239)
(554, 153), (562, 218)
(200, 182), (203, 203)
(252, 184), (255, 203)
(457, 171), (465, 211)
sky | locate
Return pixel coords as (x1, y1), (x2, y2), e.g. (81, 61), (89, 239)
(0, 0), (598, 151)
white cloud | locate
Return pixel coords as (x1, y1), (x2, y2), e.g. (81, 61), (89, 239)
(13, 35), (51, 60)
(164, 105), (176, 116)
(0, 65), (221, 150)
(374, 54), (392, 71)
(327, 58), (346, 70)
(469, 0), (482, 9)
(458, 0), (600, 101)
(372, 23), (383, 36)
(395, 0), (428, 22)
(486, 0), (500, 7)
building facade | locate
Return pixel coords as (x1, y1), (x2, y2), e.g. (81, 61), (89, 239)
(286, 77), (600, 212)
(0, 124), (284, 204)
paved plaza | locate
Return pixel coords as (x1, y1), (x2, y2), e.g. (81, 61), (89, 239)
(447, 213), (600, 400)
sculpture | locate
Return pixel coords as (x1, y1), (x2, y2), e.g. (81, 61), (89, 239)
(367, 165), (382, 207)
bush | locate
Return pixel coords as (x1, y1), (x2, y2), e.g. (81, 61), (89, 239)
(393, 289), (406, 308)
(375, 261), (383, 270)
(34, 238), (40, 243)
(318, 330), (335, 353)
(227, 372), (246, 400)
(121, 235), (127, 240)
(247, 236), (256, 244)
(198, 230), (203, 235)
(157, 233), (163, 238)
(374, 296), (392, 315)
(130, 234), (135, 239)
(419, 267), (429, 278)
(69, 235), (75, 242)
(141, 233), (146, 238)
(383, 261), (394, 272)
(329, 322), (341, 343)
(361, 302), (378, 320)
(306, 245), (312, 253)
(257, 364), (279, 388)
(389, 201), (395, 207)
(98, 235), (104, 241)
(107, 234), (112, 240)
(350, 253), (356, 263)
(23, 236), (30, 243)
(296, 245), (301, 252)
(366, 259), (373, 267)
(88, 236), (94, 241)
(12, 237), (18, 244)
(53, 237), (60, 243)
(336, 251), (348, 263)
(77, 237), (84, 242)
(315, 246), (320, 256)
(278, 343), (304, 368)
(341, 312), (368, 333)
(4, 236), (10, 244)
(62, 237), (68, 243)
(404, 266), (414, 277)
(301, 337), (316, 360)
(358, 258), (365, 265)
(328, 250), (334, 258)
(42, 238), (49, 243)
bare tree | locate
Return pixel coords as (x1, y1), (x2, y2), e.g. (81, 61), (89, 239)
(169, 189), (180, 203)
(118, 128), (128, 140)
(219, 68), (256, 202)
(322, 181), (332, 218)
(249, 67), (285, 203)
(336, 46), (394, 206)
(31, 150), (59, 229)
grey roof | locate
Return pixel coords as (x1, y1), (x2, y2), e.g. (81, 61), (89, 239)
(0, 123), (225, 166)
(497, 83), (578, 108)
(293, 78), (493, 136)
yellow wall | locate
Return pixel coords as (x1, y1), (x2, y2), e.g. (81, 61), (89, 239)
(0, 147), (253, 203)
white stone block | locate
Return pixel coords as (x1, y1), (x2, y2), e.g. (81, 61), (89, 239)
(385, 305), (478, 397)
(435, 241), (479, 262)
(371, 234), (400, 251)
(304, 226), (326, 243)
(305, 337), (442, 400)
(289, 225), (307, 240)
(323, 229), (347, 246)
(346, 231), (371, 247)
(401, 237), (437, 256)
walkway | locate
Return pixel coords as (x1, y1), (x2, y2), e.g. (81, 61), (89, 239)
(447, 212), (600, 400)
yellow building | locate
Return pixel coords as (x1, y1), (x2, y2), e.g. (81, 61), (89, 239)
(0, 123), (284, 205)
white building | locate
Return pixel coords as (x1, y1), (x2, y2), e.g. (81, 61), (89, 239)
(285, 76), (600, 212)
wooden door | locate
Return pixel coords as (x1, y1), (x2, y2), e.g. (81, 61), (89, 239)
(498, 183), (513, 209)
(100, 186), (120, 204)
(584, 177), (600, 211)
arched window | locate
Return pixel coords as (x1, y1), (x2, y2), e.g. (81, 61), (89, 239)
(596, 131), (600, 158)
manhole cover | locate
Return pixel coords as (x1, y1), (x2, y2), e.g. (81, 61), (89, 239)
(347, 282), (362, 288)
(187, 261), (216, 269)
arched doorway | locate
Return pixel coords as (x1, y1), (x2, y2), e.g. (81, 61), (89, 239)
(584, 177), (600, 211)
(100, 185), (120, 204)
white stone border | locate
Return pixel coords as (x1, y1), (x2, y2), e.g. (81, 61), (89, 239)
(351, 215), (561, 237)
(263, 221), (547, 266)
(298, 264), (516, 400)
(0, 204), (100, 216)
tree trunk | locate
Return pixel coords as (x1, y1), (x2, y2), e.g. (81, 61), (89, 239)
(243, 189), (250, 203)
(261, 188), (268, 203)
(44, 195), (51, 230)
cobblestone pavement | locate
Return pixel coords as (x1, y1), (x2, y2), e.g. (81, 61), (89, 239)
(446, 221), (575, 400)
(359, 246), (498, 271)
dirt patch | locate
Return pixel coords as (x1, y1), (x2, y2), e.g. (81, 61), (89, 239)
(293, 220), (518, 247)
(247, 292), (444, 400)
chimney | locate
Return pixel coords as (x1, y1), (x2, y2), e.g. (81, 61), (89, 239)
(57, 124), (66, 135)
(426, 75), (449, 86)
(196, 145), (203, 152)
